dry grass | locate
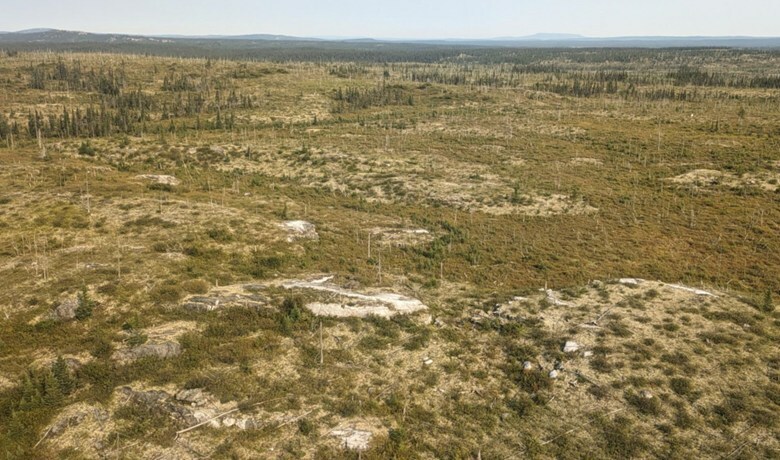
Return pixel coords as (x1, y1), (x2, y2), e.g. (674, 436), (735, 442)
(0, 49), (778, 458)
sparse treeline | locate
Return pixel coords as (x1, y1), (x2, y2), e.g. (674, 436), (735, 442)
(0, 114), (17, 140)
(399, 62), (780, 99)
(532, 78), (709, 101)
(331, 84), (414, 113)
(423, 64), (777, 86)
(4, 38), (780, 63)
(667, 65), (780, 88)
(2, 59), (258, 141)
(3, 50), (779, 144)
(29, 59), (125, 94)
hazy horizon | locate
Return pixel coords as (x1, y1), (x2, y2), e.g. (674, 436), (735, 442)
(1, 0), (778, 39)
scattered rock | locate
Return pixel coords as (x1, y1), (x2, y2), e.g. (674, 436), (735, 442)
(493, 304), (523, 321)
(423, 357), (433, 366)
(342, 278), (362, 290)
(470, 310), (489, 324)
(570, 157), (603, 166)
(415, 313), (434, 325)
(541, 288), (572, 306)
(639, 390), (654, 399)
(235, 418), (260, 430)
(57, 244), (95, 255)
(52, 298), (78, 321)
(183, 292), (267, 312)
(192, 409), (223, 428)
(136, 174), (180, 186)
(182, 296), (222, 312)
(119, 387), (236, 428)
(119, 386), (260, 431)
(563, 341), (580, 353)
(84, 262), (111, 270)
(669, 169), (780, 193)
(523, 361), (534, 371)
(549, 370), (559, 379)
(119, 387), (193, 422)
(280, 220), (319, 242)
(280, 275), (427, 318)
(583, 351), (594, 358)
(663, 283), (717, 297)
(618, 278), (644, 286)
(113, 341), (181, 362)
(161, 252), (187, 261)
(669, 169), (728, 187)
(48, 405), (110, 437)
(369, 227), (433, 247)
(330, 426), (374, 451)
(175, 388), (208, 406)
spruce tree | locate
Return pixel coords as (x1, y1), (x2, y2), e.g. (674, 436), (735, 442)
(763, 289), (774, 313)
(41, 371), (63, 407)
(52, 356), (75, 395)
(75, 285), (95, 320)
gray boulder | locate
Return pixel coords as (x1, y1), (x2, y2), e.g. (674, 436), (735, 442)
(119, 387), (195, 423)
(48, 406), (109, 437)
(52, 298), (79, 321)
(563, 341), (580, 353)
(183, 294), (267, 312)
(114, 341), (181, 362)
(234, 418), (261, 430)
(175, 388), (208, 406)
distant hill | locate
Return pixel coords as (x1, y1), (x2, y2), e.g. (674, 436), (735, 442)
(496, 33), (586, 41)
(14, 28), (57, 34)
(157, 33), (318, 41)
(1, 28), (779, 52)
(340, 38), (381, 43)
(407, 35), (780, 48)
(0, 29), (160, 44)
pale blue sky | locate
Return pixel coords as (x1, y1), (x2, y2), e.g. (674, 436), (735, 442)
(1, 0), (778, 38)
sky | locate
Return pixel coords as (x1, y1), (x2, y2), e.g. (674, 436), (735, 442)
(0, 0), (778, 38)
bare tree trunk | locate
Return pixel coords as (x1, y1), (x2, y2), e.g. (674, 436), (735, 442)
(319, 321), (324, 365)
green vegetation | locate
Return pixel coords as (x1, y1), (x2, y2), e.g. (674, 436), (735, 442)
(75, 285), (95, 320)
(763, 288), (774, 313)
(0, 47), (777, 458)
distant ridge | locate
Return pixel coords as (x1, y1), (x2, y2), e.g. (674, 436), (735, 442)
(340, 38), (381, 43)
(0, 28), (779, 49)
(495, 33), (586, 40)
(157, 33), (319, 41)
(13, 28), (56, 34)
